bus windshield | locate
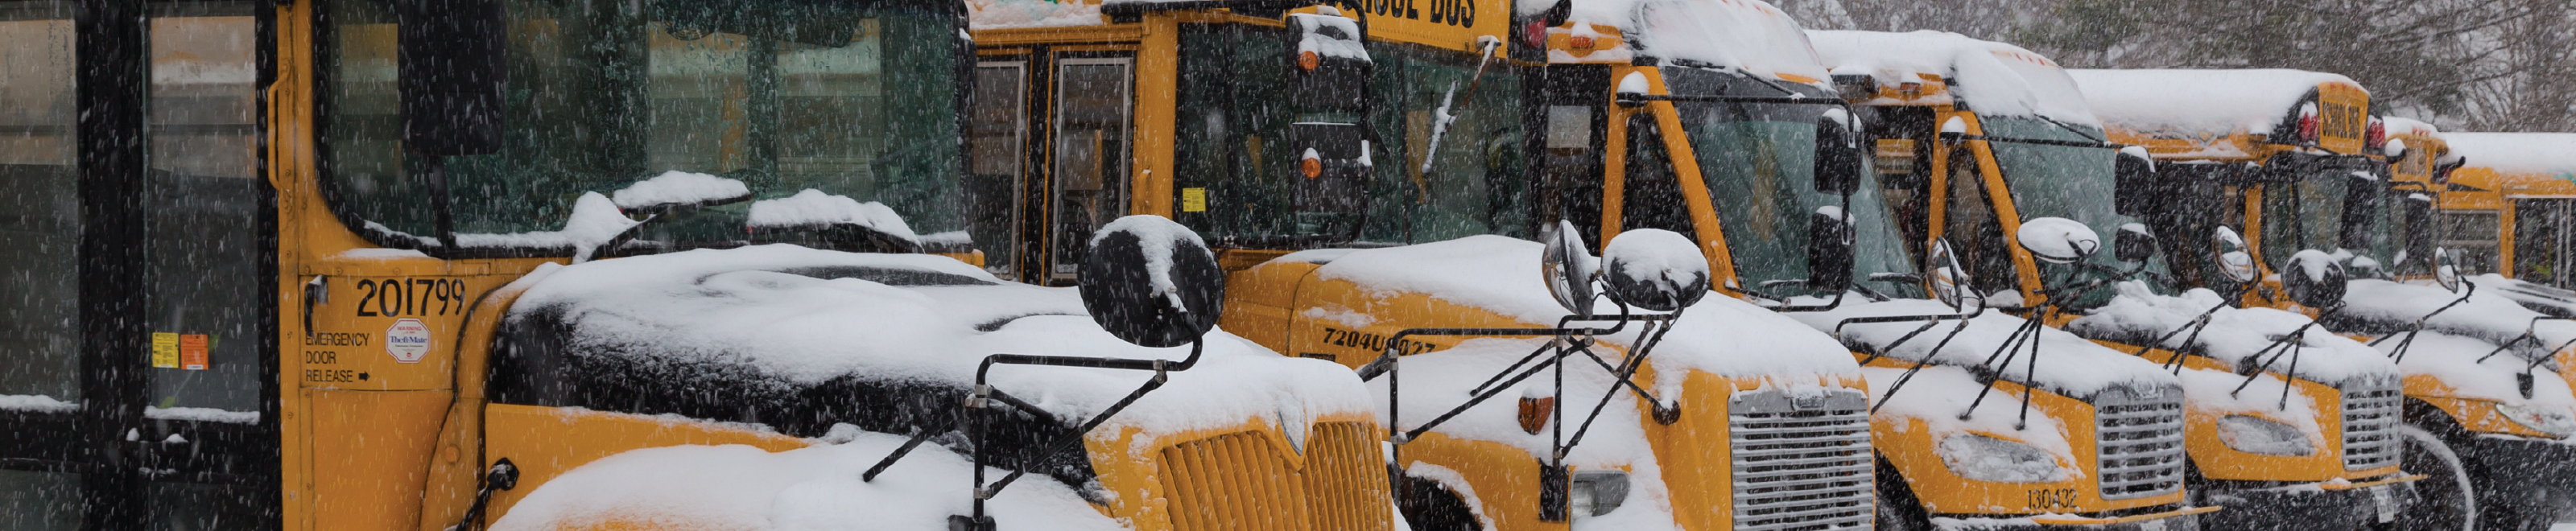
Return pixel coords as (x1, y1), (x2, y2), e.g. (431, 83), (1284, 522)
(1666, 68), (1913, 298)
(320, 0), (964, 253)
(1984, 117), (2162, 307)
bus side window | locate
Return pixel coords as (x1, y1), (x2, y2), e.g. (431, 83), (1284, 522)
(1620, 113), (1690, 235)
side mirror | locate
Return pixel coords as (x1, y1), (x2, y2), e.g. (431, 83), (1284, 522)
(2212, 226), (2257, 284)
(2016, 217), (2101, 264)
(1813, 109), (1864, 196)
(2434, 154), (2467, 183)
(2113, 146), (2158, 216)
(1600, 229), (1711, 312)
(2434, 247), (2462, 292)
(398, 0), (507, 155)
(2403, 193), (2435, 266)
(1541, 220), (1602, 315)
(1926, 239), (1980, 311)
(1807, 207), (1856, 292)
(609, 171), (753, 215)
(2281, 249), (2349, 310)
(1079, 216), (1225, 348)
(2383, 138), (2409, 166)
(2116, 223), (2157, 264)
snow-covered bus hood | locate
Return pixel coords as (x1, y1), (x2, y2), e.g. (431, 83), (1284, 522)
(502, 245), (1373, 442)
(1297, 236), (1863, 381)
(1786, 298), (2179, 398)
(2066, 282), (2397, 385)
(2332, 278), (2576, 411)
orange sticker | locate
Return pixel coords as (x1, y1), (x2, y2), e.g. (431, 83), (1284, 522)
(180, 334), (209, 370)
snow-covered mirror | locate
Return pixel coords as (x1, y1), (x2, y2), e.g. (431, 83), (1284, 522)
(1600, 228), (1710, 312)
(2434, 247), (2462, 292)
(1540, 220), (1602, 315)
(2112, 146), (2157, 216)
(2015, 217), (2099, 264)
(1926, 239), (1979, 311)
(2212, 226), (2256, 283)
(2281, 249), (2348, 310)
(609, 171), (753, 215)
(1077, 216), (1225, 348)
(2114, 223), (2157, 264)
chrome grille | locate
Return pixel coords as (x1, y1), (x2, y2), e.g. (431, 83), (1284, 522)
(1155, 422), (1389, 531)
(2095, 386), (2186, 500)
(2341, 378), (2405, 471)
(1730, 389), (1872, 531)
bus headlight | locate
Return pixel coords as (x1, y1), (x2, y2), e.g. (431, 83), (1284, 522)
(1937, 434), (2069, 483)
(2216, 415), (2314, 456)
(1567, 470), (1629, 517)
(2496, 403), (2576, 438)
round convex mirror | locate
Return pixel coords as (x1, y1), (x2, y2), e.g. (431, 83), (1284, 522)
(1926, 239), (1980, 311)
(2281, 249), (2349, 310)
(1541, 220), (1603, 315)
(2212, 226), (2257, 284)
(2015, 217), (2101, 264)
(1079, 216), (1225, 348)
(2434, 247), (2462, 292)
(1600, 229), (1711, 312)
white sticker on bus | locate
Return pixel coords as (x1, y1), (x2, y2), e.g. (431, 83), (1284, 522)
(386, 318), (431, 364)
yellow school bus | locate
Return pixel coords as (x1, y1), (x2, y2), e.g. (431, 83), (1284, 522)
(970, 0), (1880, 529)
(0, 0), (1393, 529)
(2074, 70), (2576, 531)
(1814, 31), (2418, 531)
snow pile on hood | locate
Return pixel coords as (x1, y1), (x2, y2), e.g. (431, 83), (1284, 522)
(609, 171), (749, 211)
(1305, 236), (1860, 380)
(1806, 30), (2099, 127)
(2442, 133), (2576, 176)
(505, 245), (1372, 438)
(968, 0), (1102, 28)
(2066, 282), (2395, 385)
(491, 431), (1129, 531)
(2376, 331), (2576, 407)
(2471, 274), (2576, 319)
(1787, 298), (2179, 397)
(2174, 366), (2328, 451)
(2336, 278), (2576, 361)
(746, 189), (921, 241)
(1604, 0), (1831, 85)
(2068, 68), (2361, 139)
(1373, 338), (1678, 499)
(1862, 365), (2078, 476)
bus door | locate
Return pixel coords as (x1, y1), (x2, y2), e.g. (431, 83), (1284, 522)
(2516, 198), (2576, 287)
(0, 1), (278, 529)
(965, 50), (1133, 284)
(1045, 56), (1135, 283)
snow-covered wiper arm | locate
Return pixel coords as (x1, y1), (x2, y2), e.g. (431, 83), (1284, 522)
(2228, 319), (2327, 410)
(2131, 282), (2257, 375)
(2374, 281), (2477, 364)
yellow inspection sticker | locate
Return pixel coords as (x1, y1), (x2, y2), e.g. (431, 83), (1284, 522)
(151, 332), (180, 368)
(1182, 187), (1208, 212)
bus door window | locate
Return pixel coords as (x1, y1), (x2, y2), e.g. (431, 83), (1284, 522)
(1863, 107), (1935, 266)
(2516, 199), (2576, 287)
(1046, 56), (1132, 282)
(968, 59), (1029, 278)
(1940, 147), (2017, 300)
(1532, 65), (1607, 249)
(1618, 113), (1690, 236)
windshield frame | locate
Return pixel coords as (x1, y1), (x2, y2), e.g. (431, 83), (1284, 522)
(311, 0), (972, 258)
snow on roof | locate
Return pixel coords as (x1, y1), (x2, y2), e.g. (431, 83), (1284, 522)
(968, 0), (1103, 29)
(1604, 0), (1831, 84)
(2383, 116), (2439, 138)
(2442, 133), (2576, 176)
(491, 430), (1131, 531)
(505, 245), (1373, 438)
(1786, 298), (2181, 397)
(1305, 236), (1861, 379)
(2063, 282), (2396, 385)
(1805, 30), (2099, 126)
(2068, 68), (2362, 138)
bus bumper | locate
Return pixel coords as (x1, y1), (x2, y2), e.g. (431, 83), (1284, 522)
(2201, 474), (2424, 531)
(1931, 505), (2219, 531)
